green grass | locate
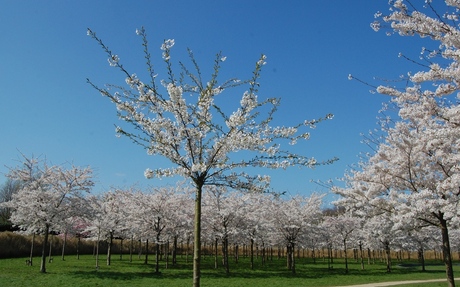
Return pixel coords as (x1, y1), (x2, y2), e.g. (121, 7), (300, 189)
(0, 254), (456, 287)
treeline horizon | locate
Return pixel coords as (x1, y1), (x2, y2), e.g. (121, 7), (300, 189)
(1, 230), (455, 264)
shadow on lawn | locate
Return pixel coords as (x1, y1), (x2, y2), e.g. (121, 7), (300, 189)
(67, 259), (446, 281)
(68, 263), (193, 281)
(203, 267), (444, 280)
(69, 270), (191, 281)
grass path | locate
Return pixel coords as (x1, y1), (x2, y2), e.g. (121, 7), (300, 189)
(333, 278), (460, 287)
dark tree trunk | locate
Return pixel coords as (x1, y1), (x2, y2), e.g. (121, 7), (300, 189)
(28, 233), (35, 266)
(419, 245), (426, 272)
(119, 238), (123, 261)
(107, 231), (113, 266)
(186, 235), (190, 264)
(439, 216), (455, 287)
(61, 231), (67, 261)
(165, 240), (169, 269)
(384, 241), (391, 273)
(95, 232), (100, 270)
(129, 235), (133, 262)
(144, 239), (149, 264)
(359, 241), (364, 270)
(155, 240), (160, 273)
(261, 243), (266, 266)
(214, 237), (218, 269)
(291, 242), (296, 274)
(172, 235), (178, 265)
(193, 182), (203, 287)
(222, 236), (229, 274)
(312, 247), (316, 264)
(154, 217), (164, 273)
(138, 239), (142, 259)
(76, 235), (81, 260)
(48, 234), (53, 263)
(286, 244), (291, 269)
(40, 225), (50, 273)
(367, 248), (371, 265)
(343, 239), (348, 274)
(234, 243), (239, 263)
(250, 238), (254, 270)
(327, 244), (332, 270)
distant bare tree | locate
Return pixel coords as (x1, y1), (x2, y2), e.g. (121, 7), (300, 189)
(0, 178), (21, 224)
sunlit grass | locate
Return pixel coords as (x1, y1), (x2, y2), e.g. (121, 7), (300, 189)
(0, 254), (456, 287)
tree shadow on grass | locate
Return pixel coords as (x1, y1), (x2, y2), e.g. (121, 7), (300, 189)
(66, 259), (447, 282)
(68, 268), (193, 281)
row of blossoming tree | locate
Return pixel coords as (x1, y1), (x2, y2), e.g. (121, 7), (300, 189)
(4, 171), (460, 278)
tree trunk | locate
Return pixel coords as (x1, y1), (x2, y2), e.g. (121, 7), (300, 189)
(419, 245), (426, 272)
(250, 238), (254, 270)
(61, 231), (67, 261)
(165, 240), (169, 269)
(367, 248), (371, 265)
(129, 235), (133, 262)
(29, 233), (35, 266)
(261, 242), (266, 266)
(286, 244), (291, 269)
(291, 242), (296, 274)
(144, 239), (149, 265)
(138, 239), (142, 259)
(343, 238), (348, 274)
(107, 231), (113, 266)
(330, 245), (334, 264)
(214, 237), (218, 269)
(48, 234), (53, 263)
(76, 235), (80, 260)
(193, 182), (203, 287)
(120, 238), (123, 261)
(312, 247), (316, 264)
(40, 225), (49, 273)
(384, 241), (391, 273)
(440, 216), (455, 287)
(172, 235), (178, 265)
(186, 235), (190, 264)
(327, 244), (332, 269)
(234, 243), (239, 264)
(222, 235), (229, 274)
(95, 231), (100, 270)
(155, 240), (160, 273)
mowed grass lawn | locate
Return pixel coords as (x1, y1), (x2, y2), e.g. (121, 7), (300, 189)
(0, 254), (456, 287)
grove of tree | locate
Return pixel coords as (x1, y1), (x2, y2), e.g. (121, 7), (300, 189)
(2, 2), (460, 287)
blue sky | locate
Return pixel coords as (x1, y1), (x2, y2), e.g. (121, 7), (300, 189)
(0, 1), (426, 205)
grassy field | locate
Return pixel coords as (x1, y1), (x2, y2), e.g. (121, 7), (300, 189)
(0, 254), (456, 287)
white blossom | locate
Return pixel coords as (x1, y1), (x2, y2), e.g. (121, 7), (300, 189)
(108, 54), (119, 66)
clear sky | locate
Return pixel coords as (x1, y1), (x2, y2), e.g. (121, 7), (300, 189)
(0, 1), (426, 205)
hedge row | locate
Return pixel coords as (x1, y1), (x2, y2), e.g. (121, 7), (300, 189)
(0, 232), (101, 258)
